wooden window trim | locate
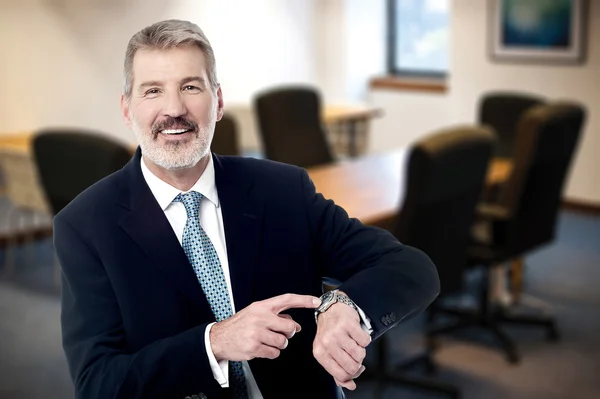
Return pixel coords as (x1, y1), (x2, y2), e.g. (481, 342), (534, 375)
(369, 76), (448, 94)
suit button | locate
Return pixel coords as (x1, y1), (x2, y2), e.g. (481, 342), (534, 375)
(381, 316), (388, 326)
(390, 312), (396, 323)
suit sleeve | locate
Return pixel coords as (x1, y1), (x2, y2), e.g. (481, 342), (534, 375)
(55, 215), (222, 399)
(299, 169), (440, 341)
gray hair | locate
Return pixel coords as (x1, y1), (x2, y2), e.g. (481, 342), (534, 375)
(123, 19), (218, 102)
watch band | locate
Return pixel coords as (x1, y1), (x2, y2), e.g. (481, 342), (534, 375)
(314, 290), (358, 322)
(333, 291), (357, 310)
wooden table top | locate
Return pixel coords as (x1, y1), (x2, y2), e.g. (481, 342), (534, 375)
(0, 132), (34, 153)
(322, 105), (383, 124)
(308, 149), (512, 228)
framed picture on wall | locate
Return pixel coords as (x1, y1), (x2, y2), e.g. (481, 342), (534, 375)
(489, 0), (588, 64)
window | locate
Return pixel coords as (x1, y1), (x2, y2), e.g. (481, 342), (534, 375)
(388, 0), (450, 76)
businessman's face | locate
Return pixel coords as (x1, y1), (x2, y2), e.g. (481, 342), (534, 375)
(121, 45), (223, 170)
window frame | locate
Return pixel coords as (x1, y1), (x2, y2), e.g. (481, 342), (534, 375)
(386, 0), (449, 78)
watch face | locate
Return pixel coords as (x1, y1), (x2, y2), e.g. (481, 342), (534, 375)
(318, 290), (336, 311)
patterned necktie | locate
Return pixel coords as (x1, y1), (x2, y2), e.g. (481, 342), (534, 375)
(174, 191), (249, 399)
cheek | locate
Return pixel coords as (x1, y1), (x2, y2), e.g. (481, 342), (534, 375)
(185, 95), (217, 120)
(132, 102), (161, 127)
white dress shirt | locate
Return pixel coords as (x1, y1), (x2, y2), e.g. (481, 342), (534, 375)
(140, 155), (264, 399)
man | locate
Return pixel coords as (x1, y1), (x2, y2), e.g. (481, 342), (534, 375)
(55, 19), (440, 399)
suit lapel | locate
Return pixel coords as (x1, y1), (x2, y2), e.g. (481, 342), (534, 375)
(214, 155), (263, 312)
(117, 149), (213, 314)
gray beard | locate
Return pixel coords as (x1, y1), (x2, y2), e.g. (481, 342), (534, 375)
(134, 126), (213, 170)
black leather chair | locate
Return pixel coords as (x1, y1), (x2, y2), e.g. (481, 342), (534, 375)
(254, 86), (334, 168)
(478, 92), (545, 158)
(430, 102), (586, 363)
(211, 114), (240, 156)
(32, 129), (132, 215)
(364, 125), (496, 399)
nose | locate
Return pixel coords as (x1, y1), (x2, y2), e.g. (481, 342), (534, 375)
(163, 91), (187, 118)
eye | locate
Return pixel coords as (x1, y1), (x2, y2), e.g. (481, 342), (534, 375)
(182, 85), (201, 92)
(144, 88), (161, 97)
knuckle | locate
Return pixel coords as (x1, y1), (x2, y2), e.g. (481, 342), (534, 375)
(275, 335), (286, 347)
(358, 348), (366, 362)
(286, 319), (296, 330)
(334, 369), (350, 382)
(351, 347), (365, 361)
(249, 340), (260, 354)
(312, 345), (324, 359)
(268, 348), (280, 359)
(361, 332), (371, 344)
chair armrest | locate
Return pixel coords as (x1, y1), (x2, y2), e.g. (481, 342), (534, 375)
(476, 203), (510, 221)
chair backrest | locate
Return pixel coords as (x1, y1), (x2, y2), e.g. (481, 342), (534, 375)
(211, 113), (240, 156)
(496, 102), (586, 253)
(32, 129), (132, 215)
(254, 86), (333, 168)
(478, 92), (545, 158)
(0, 149), (51, 214)
(392, 126), (495, 296)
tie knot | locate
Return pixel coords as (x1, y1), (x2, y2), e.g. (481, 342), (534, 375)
(174, 191), (203, 219)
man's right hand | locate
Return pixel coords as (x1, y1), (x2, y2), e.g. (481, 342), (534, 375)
(210, 293), (321, 361)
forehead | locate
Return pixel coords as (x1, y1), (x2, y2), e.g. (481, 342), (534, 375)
(132, 45), (208, 85)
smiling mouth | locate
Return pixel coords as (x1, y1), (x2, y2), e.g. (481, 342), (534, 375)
(160, 128), (193, 135)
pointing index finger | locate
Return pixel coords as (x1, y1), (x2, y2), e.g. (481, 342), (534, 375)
(268, 293), (321, 314)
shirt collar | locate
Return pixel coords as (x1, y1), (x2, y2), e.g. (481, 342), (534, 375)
(140, 154), (220, 211)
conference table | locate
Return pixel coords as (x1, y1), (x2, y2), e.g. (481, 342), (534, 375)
(0, 132), (32, 153)
(322, 104), (383, 158)
(307, 148), (512, 229)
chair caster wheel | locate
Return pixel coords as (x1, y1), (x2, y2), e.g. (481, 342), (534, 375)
(424, 358), (437, 375)
(547, 326), (560, 342)
(426, 335), (440, 351)
(507, 350), (520, 364)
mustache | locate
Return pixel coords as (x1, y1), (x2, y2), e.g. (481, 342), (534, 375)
(152, 117), (198, 135)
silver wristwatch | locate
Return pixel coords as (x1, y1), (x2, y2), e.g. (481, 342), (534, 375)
(314, 290), (358, 322)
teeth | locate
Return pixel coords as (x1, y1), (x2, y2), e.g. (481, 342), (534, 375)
(162, 129), (188, 134)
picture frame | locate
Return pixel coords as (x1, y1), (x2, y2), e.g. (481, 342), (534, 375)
(488, 0), (588, 64)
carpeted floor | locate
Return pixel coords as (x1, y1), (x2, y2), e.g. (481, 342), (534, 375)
(0, 210), (598, 399)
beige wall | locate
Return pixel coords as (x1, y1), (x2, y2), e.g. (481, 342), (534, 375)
(369, 0), (600, 204)
(0, 0), (320, 150)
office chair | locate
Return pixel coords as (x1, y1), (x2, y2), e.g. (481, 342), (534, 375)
(32, 129), (132, 215)
(478, 91), (546, 158)
(364, 125), (496, 399)
(430, 102), (586, 364)
(254, 85), (334, 168)
(0, 149), (53, 279)
(211, 114), (240, 156)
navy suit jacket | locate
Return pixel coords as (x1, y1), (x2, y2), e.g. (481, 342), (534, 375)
(55, 149), (440, 399)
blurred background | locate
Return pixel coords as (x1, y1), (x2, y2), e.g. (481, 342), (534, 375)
(0, 0), (599, 398)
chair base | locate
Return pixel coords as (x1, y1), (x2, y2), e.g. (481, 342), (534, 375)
(429, 303), (559, 364)
(360, 337), (461, 399)
(363, 370), (461, 399)
(496, 307), (560, 341)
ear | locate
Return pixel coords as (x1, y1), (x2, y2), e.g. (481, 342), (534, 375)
(215, 84), (224, 122)
(121, 94), (133, 128)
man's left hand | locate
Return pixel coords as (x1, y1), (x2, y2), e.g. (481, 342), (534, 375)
(313, 299), (371, 390)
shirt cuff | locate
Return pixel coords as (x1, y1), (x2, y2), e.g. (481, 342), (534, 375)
(204, 322), (229, 387)
(355, 305), (374, 335)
